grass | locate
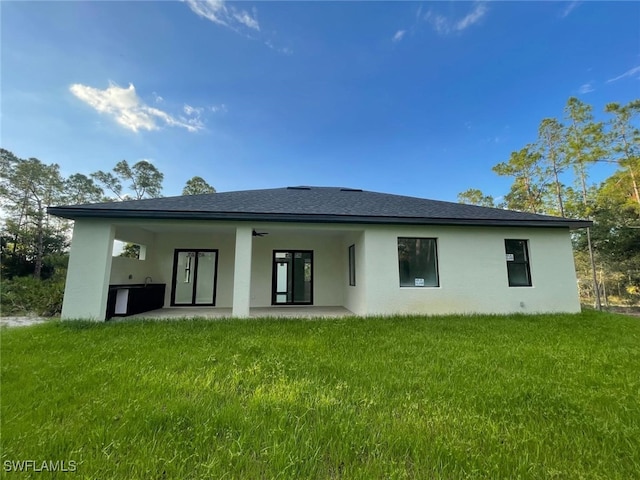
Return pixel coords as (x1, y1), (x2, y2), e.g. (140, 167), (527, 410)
(1, 312), (639, 479)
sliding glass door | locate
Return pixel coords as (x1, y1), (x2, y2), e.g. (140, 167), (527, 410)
(171, 249), (218, 306)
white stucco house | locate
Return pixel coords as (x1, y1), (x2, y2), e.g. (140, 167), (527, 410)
(48, 186), (590, 320)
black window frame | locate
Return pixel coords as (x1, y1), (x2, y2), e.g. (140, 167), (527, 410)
(504, 239), (532, 287)
(348, 244), (356, 286)
(397, 237), (440, 288)
(271, 250), (314, 305)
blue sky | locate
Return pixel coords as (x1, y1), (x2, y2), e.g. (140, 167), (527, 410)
(2, 1), (639, 202)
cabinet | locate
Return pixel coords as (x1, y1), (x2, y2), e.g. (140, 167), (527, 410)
(106, 284), (166, 319)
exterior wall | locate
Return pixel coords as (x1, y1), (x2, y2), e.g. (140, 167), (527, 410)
(110, 256), (153, 284)
(343, 231), (367, 315)
(250, 232), (346, 307)
(362, 225), (580, 315)
(61, 217), (580, 320)
(61, 220), (115, 320)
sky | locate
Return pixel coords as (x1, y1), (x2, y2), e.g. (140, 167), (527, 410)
(2, 1), (639, 202)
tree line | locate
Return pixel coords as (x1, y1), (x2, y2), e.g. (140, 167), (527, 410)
(0, 150), (215, 280)
(458, 97), (639, 308)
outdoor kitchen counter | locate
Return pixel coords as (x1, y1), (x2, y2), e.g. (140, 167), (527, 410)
(106, 284), (166, 319)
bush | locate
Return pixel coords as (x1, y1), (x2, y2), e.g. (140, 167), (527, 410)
(1, 275), (65, 317)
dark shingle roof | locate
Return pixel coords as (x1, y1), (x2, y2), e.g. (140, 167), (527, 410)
(48, 186), (591, 228)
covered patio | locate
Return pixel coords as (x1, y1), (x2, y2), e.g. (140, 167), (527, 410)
(59, 217), (365, 320)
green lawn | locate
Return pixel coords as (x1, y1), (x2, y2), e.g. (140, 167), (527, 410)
(1, 312), (639, 479)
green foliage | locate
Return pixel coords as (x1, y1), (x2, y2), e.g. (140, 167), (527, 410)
(493, 145), (547, 213)
(0, 149), (68, 278)
(457, 188), (495, 207)
(1, 274), (65, 316)
(119, 243), (141, 259)
(564, 97), (606, 195)
(605, 100), (640, 211)
(538, 117), (569, 216)
(91, 159), (164, 200)
(183, 175), (216, 195)
(65, 173), (104, 205)
(2, 313), (639, 478)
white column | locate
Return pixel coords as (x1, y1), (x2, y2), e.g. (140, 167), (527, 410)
(232, 226), (253, 317)
(61, 220), (115, 320)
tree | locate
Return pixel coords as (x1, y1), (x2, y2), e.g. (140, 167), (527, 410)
(183, 176), (216, 195)
(119, 243), (141, 259)
(588, 170), (640, 305)
(457, 188), (495, 207)
(605, 100), (640, 212)
(564, 97), (606, 309)
(493, 145), (547, 213)
(0, 149), (66, 279)
(537, 118), (568, 217)
(65, 173), (104, 205)
(564, 97), (606, 215)
(91, 159), (164, 200)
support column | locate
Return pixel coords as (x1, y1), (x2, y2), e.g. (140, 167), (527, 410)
(232, 226), (253, 317)
(61, 220), (115, 320)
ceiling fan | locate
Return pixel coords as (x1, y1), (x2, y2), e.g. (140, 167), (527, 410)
(252, 229), (269, 237)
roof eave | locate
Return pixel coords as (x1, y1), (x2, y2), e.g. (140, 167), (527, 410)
(47, 207), (592, 229)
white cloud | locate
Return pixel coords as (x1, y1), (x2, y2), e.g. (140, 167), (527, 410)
(425, 2), (488, 35)
(578, 83), (594, 94)
(70, 82), (203, 133)
(152, 92), (164, 103)
(456, 3), (488, 31)
(392, 30), (406, 42)
(264, 39), (293, 55)
(184, 1), (294, 54)
(561, 1), (580, 18)
(211, 104), (227, 113)
(184, 104), (204, 116)
(234, 9), (259, 30)
(184, 0), (259, 33)
(606, 65), (640, 83)
(425, 11), (449, 35)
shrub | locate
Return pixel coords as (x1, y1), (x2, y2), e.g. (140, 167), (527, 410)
(1, 275), (65, 317)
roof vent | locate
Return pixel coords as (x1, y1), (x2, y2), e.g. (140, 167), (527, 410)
(287, 186), (311, 190)
(340, 188), (363, 192)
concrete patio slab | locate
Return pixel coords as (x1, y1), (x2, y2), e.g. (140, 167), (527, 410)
(122, 306), (353, 320)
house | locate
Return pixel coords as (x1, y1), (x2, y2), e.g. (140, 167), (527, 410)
(48, 186), (590, 320)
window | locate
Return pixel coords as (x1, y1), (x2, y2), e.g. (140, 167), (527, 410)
(505, 239), (532, 287)
(398, 238), (439, 287)
(113, 241), (146, 260)
(348, 244), (356, 286)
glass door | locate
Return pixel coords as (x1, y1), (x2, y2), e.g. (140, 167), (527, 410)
(272, 251), (313, 305)
(171, 249), (218, 306)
